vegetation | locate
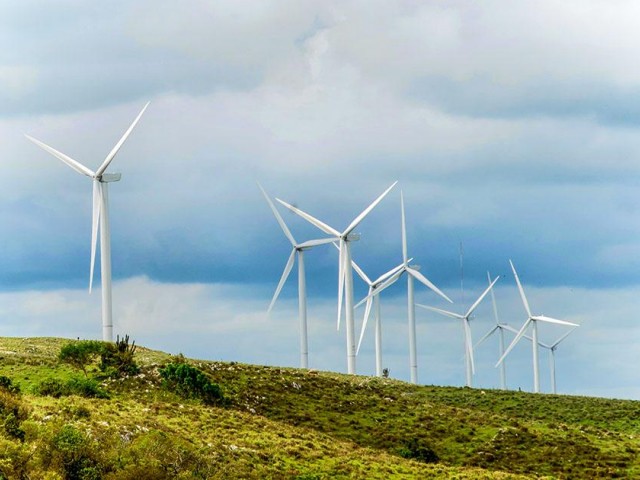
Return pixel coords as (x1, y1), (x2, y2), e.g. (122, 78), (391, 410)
(159, 360), (224, 405)
(0, 336), (637, 478)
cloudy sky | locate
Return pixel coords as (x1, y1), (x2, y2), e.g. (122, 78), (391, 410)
(1, 1), (639, 399)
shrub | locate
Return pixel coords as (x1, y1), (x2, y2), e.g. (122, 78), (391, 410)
(59, 341), (105, 377)
(3, 413), (25, 441)
(397, 438), (439, 464)
(49, 424), (102, 480)
(99, 335), (139, 378)
(158, 363), (223, 405)
(0, 376), (20, 394)
(33, 378), (108, 399)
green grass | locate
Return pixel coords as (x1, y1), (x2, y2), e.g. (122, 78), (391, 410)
(0, 336), (638, 479)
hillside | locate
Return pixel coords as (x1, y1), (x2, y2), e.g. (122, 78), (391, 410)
(0, 337), (637, 479)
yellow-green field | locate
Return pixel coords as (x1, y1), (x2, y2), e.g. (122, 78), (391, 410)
(0, 337), (637, 479)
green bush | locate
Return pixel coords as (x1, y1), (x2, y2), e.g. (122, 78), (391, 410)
(3, 413), (25, 441)
(158, 363), (223, 405)
(33, 378), (108, 399)
(397, 438), (439, 464)
(59, 341), (105, 377)
(49, 424), (102, 480)
(99, 335), (139, 378)
(0, 376), (20, 394)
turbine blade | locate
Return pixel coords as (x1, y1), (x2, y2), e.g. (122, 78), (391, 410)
(89, 180), (102, 293)
(297, 237), (339, 249)
(550, 328), (577, 348)
(351, 257), (372, 286)
(276, 198), (341, 236)
(464, 319), (475, 375)
(407, 267), (453, 303)
(371, 260), (409, 286)
(510, 259), (532, 317)
(343, 181), (398, 235)
(96, 102), (149, 177)
(401, 190), (408, 263)
(355, 268), (404, 308)
(258, 183), (296, 246)
(531, 315), (579, 327)
(415, 304), (464, 320)
(356, 287), (374, 355)
(25, 134), (94, 177)
(465, 276), (500, 318)
(496, 318), (532, 367)
(474, 325), (499, 350)
(501, 324), (522, 335)
(267, 249), (296, 313)
(488, 271), (500, 325)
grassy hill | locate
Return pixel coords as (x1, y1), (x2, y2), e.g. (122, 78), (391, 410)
(0, 337), (638, 479)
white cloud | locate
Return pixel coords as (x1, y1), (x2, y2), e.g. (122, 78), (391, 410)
(0, 276), (638, 399)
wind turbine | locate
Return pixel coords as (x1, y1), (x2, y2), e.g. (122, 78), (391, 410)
(355, 191), (452, 384)
(259, 183), (337, 369)
(473, 271), (511, 389)
(25, 102), (150, 342)
(417, 275), (499, 387)
(538, 328), (578, 394)
(276, 182), (397, 374)
(351, 257), (408, 377)
(496, 259), (578, 393)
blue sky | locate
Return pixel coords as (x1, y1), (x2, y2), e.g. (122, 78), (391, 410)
(1, 1), (639, 399)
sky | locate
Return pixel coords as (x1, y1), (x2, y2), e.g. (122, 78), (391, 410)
(1, 1), (639, 400)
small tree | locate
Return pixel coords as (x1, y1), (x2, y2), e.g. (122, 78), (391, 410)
(58, 341), (104, 377)
(159, 362), (223, 405)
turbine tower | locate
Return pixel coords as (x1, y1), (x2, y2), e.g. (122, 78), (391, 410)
(473, 271), (511, 389)
(259, 184), (337, 369)
(537, 328), (577, 394)
(355, 191), (452, 384)
(351, 257), (408, 377)
(25, 102), (149, 342)
(496, 259), (578, 393)
(277, 182), (397, 374)
(417, 275), (499, 387)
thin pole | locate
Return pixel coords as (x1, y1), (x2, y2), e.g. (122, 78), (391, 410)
(499, 327), (507, 390)
(298, 250), (308, 369)
(344, 243), (356, 374)
(408, 273), (418, 384)
(532, 320), (540, 393)
(550, 349), (557, 394)
(99, 182), (113, 342)
(374, 294), (382, 377)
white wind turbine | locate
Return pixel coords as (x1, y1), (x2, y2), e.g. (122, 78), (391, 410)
(355, 191), (452, 384)
(259, 184), (337, 369)
(351, 258), (409, 377)
(277, 182), (398, 375)
(496, 259), (579, 393)
(417, 276), (499, 387)
(473, 271), (513, 389)
(25, 102), (149, 342)
(537, 328), (578, 394)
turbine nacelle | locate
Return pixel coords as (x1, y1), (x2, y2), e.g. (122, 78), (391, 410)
(99, 173), (122, 183)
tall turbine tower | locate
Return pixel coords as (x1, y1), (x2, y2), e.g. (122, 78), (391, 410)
(474, 271), (511, 389)
(352, 258), (408, 377)
(277, 182), (397, 374)
(418, 276), (499, 387)
(25, 102), (149, 342)
(496, 260), (578, 393)
(356, 191), (452, 384)
(543, 329), (577, 394)
(259, 184), (337, 369)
